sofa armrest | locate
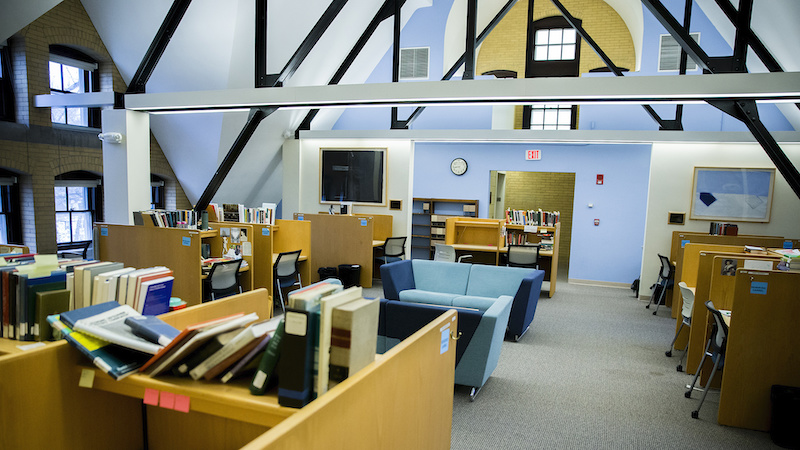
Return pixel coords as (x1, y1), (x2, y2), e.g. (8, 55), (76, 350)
(456, 295), (512, 389)
(380, 260), (415, 299)
(506, 270), (545, 340)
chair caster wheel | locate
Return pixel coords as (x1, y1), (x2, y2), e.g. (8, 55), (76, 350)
(691, 411), (699, 419)
(685, 391), (692, 399)
(676, 365), (683, 372)
(665, 350), (672, 357)
(645, 305), (650, 309)
(652, 311), (657, 315)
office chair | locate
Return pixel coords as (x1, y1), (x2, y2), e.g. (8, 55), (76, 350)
(665, 282), (694, 372)
(204, 259), (242, 302)
(433, 243), (471, 263)
(274, 250), (302, 314)
(376, 236), (407, 266)
(685, 300), (729, 419)
(646, 254), (674, 315)
(507, 244), (540, 269)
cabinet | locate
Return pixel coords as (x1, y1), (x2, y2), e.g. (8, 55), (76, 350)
(411, 198), (478, 260)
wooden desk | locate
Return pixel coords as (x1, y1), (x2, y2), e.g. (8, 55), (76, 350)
(372, 240), (385, 248)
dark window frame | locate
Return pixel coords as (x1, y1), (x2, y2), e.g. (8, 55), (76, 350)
(0, 169), (23, 245)
(0, 46), (15, 122)
(48, 46), (101, 129)
(54, 171), (103, 245)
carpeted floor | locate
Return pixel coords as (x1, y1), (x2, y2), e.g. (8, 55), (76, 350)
(365, 279), (779, 449)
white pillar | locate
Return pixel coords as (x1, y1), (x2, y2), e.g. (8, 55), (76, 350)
(101, 109), (151, 224)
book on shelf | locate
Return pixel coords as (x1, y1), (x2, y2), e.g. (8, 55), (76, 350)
(172, 328), (243, 377)
(60, 301), (163, 355)
(75, 261), (124, 310)
(91, 267), (135, 305)
(118, 266), (168, 308)
(216, 203), (276, 225)
(221, 333), (271, 384)
(34, 289), (71, 341)
(47, 314), (150, 380)
(140, 209), (200, 229)
(250, 319), (285, 395)
(15, 269), (67, 341)
(135, 276), (174, 315)
(328, 297), (380, 390)
(190, 316), (281, 381)
(710, 222), (738, 236)
(124, 314), (180, 346)
(278, 308), (316, 407)
(316, 286), (362, 397)
(505, 208), (560, 227)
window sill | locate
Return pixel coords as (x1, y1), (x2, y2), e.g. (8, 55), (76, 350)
(52, 123), (101, 134)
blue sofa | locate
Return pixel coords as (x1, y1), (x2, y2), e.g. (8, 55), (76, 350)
(380, 259), (545, 341)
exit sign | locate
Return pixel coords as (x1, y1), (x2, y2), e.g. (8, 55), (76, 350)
(526, 149), (541, 160)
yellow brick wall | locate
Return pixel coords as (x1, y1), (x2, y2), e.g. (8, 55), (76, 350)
(0, 0), (190, 253)
(476, 0), (636, 129)
(503, 171), (575, 274)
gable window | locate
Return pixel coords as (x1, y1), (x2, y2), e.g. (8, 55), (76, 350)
(0, 45), (14, 122)
(533, 28), (577, 61)
(0, 169), (22, 245)
(658, 33), (700, 71)
(49, 46), (100, 128)
(55, 172), (102, 245)
(399, 47), (429, 80)
(529, 104), (574, 130)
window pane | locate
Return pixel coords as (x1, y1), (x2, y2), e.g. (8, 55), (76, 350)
(531, 109), (545, 125)
(67, 186), (88, 210)
(563, 29), (576, 44)
(562, 44), (576, 60)
(534, 46), (548, 61)
(66, 107), (88, 126)
(548, 45), (561, 60)
(544, 109), (559, 125)
(535, 29), (549, 45)
(71, 212), (93, 242)
(549, 29), (563, 45)
(49, 62), (62, 90)
(0, 215), (7, 245)
(543, 124), (558, 130)
(56, 212), (71, 243)
(51, 107), (67, 124)
(62, 65), (82, 93)
(558, 109), (572, 125)
(55, 186), (67, 211)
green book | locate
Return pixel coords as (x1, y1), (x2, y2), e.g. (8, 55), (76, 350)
(35, 289), (71, 341)
(250, 319), (285, 395)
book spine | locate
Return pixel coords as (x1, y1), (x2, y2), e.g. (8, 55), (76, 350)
(278, 310), (315, 408)
(250, 320), (285, 395)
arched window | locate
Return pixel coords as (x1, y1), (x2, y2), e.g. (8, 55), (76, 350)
(0, 169), (22, 245)
(54, 171), (103, 245)
(49, 45), (100, 128)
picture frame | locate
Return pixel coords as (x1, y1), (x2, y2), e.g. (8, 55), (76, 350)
(689, 167), (775, 222)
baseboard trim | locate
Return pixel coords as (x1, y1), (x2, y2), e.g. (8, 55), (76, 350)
(568, 279), (631, 290)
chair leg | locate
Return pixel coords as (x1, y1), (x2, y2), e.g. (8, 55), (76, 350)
(653, 285), (665, 315)
(691, 357), (722, 419)
(676, 342), (689, 372)
(666, 321), (685, 357)
(685, 338), (713, 398)
(276, 285), (286, 315)
(469, 385), (482, 402)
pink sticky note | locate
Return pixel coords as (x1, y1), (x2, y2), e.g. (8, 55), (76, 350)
(174, 394), (191, 413)
(143, 388), (159, 406)
(159, 391), (175, 409)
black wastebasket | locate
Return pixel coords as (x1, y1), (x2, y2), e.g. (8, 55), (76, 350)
(318, 266), (338, 282)
(338, 264), (361, 288)
(771, 385), (800, 449)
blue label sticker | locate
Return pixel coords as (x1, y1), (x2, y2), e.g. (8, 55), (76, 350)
(440, 328), (449, 354)
(681, 239), (690, 248)
(784, 241), (793, 249)
(262, 228), (270, 236)
(750, 281), (768, 295)
(182, 236), (191, 247)
(297, 214), (304, 221)
(100, 227), (108, 236)
(361, 218), (367, 227)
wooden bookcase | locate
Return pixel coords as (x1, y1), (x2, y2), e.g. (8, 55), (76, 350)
(0, 289), (457, 449)
(444, 217), (504, 265)
(412, 198), (478, 260)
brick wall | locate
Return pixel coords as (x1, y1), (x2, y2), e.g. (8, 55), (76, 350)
(0, 0), (189, 252)
(503, 171), (575, 275)
(476, 0), (636, 128)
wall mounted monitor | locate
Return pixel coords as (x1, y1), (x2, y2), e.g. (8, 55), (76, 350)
(320, 148), (386, 205)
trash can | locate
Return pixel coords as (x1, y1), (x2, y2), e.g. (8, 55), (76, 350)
(338, 264), (361, 288)
(318, 266), (338, 282)
(771, 385), (800, 448)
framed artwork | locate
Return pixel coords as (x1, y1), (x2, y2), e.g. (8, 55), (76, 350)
(690, 167), (775, 222)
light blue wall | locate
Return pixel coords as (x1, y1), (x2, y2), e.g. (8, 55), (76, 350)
(413, 142), (652, 284)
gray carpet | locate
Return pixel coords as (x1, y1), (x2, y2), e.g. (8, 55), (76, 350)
(365, 280), (779, 449)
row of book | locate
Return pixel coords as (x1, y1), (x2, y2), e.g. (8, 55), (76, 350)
(0, 255), (173, 342)
(709, 222), (738, 236)
(136, 209), (201, 229)
(209, 203), (277, 225)
(505, 208), (560, 227)
(504, 231), (554, 250)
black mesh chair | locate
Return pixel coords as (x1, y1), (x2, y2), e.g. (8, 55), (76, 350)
(647, 254), (674, 315)
(666, 281), (695, 372)
(204, 259), (242, 302)
(274, 250), (302, 314)
(507, 244), (540, 269)
(685, 300), (729, 419)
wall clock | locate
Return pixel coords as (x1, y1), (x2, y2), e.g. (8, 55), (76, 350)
(450, 158), (468, 176)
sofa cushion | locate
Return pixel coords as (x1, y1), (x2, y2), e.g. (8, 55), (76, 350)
(466, 264), (535, 298)
(452, 295), (496, 311)
(411, 260), (470, 295)
(399, 289), (458, 306)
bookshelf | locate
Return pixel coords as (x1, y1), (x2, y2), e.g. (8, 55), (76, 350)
(0, 289), (457, 449)
(412, 198), (478, 260)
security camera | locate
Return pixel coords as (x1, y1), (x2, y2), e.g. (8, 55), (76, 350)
(97, 132), (124, 144)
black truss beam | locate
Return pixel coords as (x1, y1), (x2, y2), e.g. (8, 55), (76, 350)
(396, 0), (519, 129)
(255, 0), (270, 87)
(550, 0), (681, 130)
(194, 107), (277, 213)
(391, 0), (403, 128)
(463, 0), (478, 80)
(644, 0), (800, 199)
(673, 0), (693, 127)
(272, 0), (349, 87)
(713, 0), (781, 72)
(126, 0), (193, 94)
(297, 0), (405, 137)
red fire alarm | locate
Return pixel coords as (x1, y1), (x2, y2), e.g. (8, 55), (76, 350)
(594, 219), (600, 226)
(596, 174), (604, 185)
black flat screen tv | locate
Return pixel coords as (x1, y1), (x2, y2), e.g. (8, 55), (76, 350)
(320, 148), (386, 205)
